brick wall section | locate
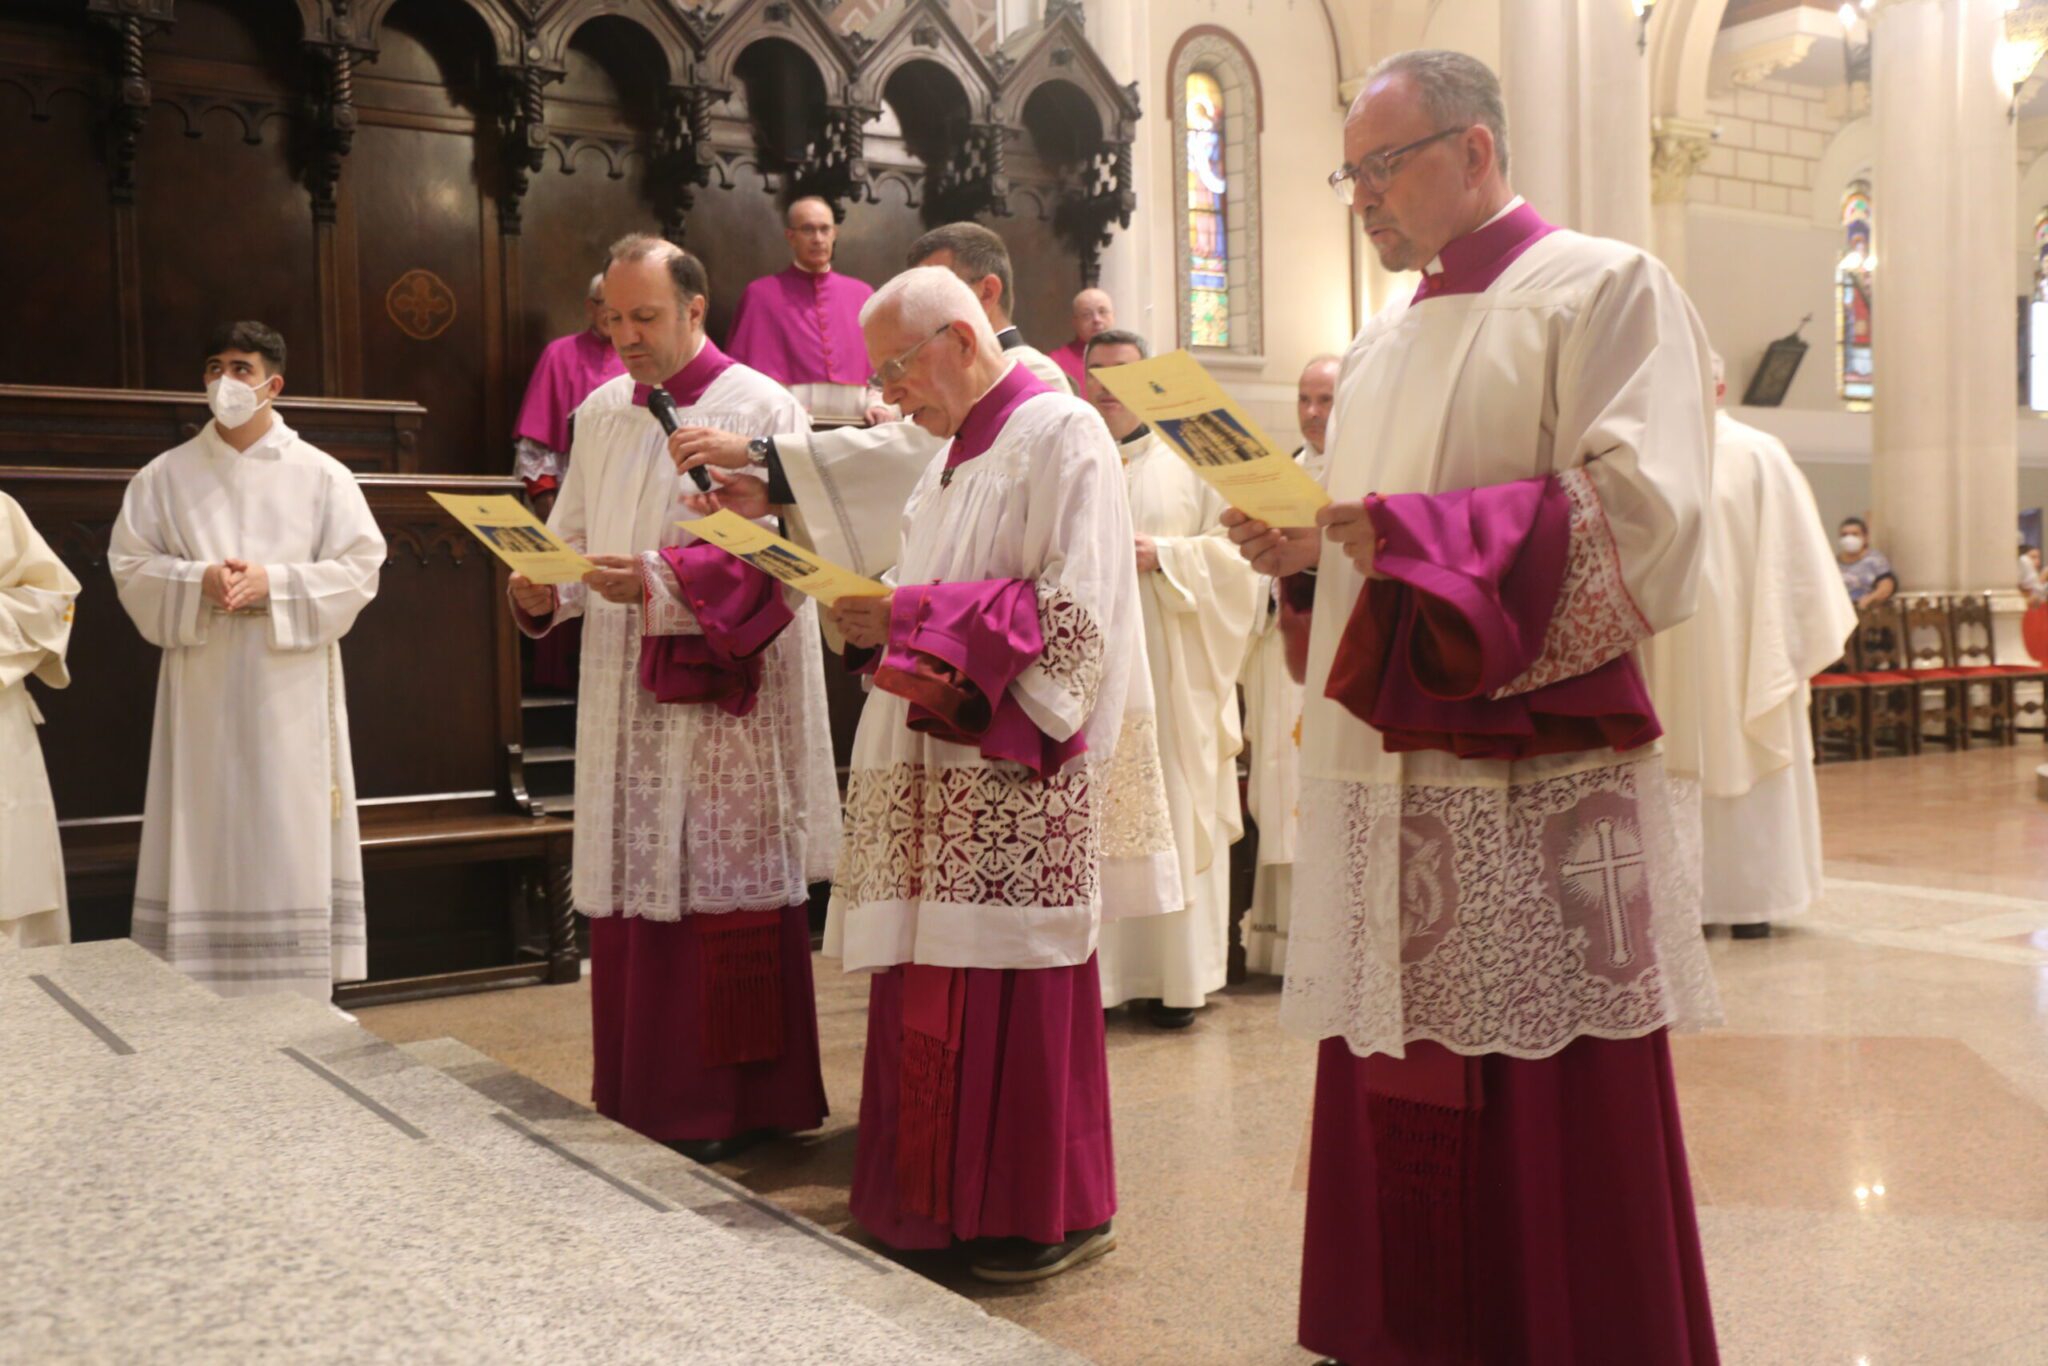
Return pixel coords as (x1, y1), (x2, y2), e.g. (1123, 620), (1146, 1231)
(1690, 79), (1840, 219)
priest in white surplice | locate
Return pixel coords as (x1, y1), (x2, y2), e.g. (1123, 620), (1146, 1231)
(1225, 53), (1721, 1363)
(1086, 329), (1262, 1026)
(823, 268), (1178, 1283)
(111, 321), (384, 999)
(1646, 355), (1856, 940)
(509, 235), (839, 1164)
(1, 492), (80, 950)
(1241, 354), (1338, 978)
(669, 222), (1068, 579)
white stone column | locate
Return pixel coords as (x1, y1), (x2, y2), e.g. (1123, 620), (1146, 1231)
(1502, 0), (1652, 248)
(1084, 0), (1151, 336)
(1870, 0), (2019, 591)
(995, 0), (1039, 45)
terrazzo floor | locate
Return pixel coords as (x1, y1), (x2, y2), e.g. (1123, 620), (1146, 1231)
(357, 742), (2048, 1366)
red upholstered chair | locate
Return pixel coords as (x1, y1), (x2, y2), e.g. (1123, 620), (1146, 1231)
(1809, 617), (1866, 763)
(1848, 601), (1920, 758)
(1897, 595), (1966, 751)
(1952, 593), (2048, 741)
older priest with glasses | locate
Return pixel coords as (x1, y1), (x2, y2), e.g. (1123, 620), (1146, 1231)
(824, 268), (1178, 1284)
(1230, 50), (1722, 1364)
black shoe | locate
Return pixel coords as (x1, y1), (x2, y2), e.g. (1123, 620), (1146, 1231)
(1146, 1000), (1197, 1029)
(668, 1128), (773, 1163)
(1730, 922), (1772, 940)
(968, 1219), (1116, 1283)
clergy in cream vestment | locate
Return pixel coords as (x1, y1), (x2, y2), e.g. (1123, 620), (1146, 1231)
(0, 491), (80, 950)
(1227, 55), (1721, 1363)
(511, 237), (839, 1160)
(1086, 330), (1263, 1018)
(1645, 365), (1857, 933)
(825, 269), (1177, 1283)
(111, 322), (384, 1000)
(1241, 356), (1338, 978)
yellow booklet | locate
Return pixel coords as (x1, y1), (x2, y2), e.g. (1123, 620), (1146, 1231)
(678, 509), (890, 606)
(428, 492), (595, 585)
(1091, 350), (1331, 527)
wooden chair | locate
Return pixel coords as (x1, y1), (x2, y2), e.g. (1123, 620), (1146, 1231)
(1898, 595), (1967, 751)
(1809, 615), (1867, 762)
(1847, 601), (1920, 757)
(1950, 593), (2048, 742)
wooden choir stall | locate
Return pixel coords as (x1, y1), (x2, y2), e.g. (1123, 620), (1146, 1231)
(0, 0), (1137, 1001)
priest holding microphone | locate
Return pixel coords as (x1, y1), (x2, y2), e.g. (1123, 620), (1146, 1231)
(508, 233), (840, 1163)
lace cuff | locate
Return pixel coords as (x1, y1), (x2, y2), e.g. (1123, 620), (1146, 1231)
(1012, 586), (1106, 740)
(1493, 467), (1654, 699)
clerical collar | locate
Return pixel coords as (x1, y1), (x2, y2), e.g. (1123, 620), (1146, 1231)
(1119, 424), (1152, 446)
(944, 361), (1055, 477)
(1412, 197), (1554, 305)
(631, 337), (734, 409)
(995, 326), (1024, 351)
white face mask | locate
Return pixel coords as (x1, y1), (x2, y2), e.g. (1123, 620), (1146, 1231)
(207, 375), (274, 429)
(1838, 533), (1865, 555)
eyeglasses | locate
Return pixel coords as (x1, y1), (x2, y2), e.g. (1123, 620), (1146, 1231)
(1327, 127), (1468, 204)
(868, 325), (950, 389)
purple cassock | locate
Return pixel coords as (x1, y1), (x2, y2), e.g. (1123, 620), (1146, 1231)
(516, 329), (623, 690)
(581, 336), (829, 1144)
(844, 363), (1117, 1249)
(1046, 338), (1087, 391)
(1296, 198), (1719, 1366)
(723, 265), (873, 389)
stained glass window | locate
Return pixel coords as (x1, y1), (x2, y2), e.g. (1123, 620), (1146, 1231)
(1186, 70), (1229, 348)
(1836, 181), (1874, 407)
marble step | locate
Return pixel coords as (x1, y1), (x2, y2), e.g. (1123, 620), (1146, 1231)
(3, 942), (1077, 1364)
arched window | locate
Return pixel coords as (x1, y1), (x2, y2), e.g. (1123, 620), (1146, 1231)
(1170, 29), (1262, 358)
(1837, 180), (1874, 407)
(1186, 71), (1229, 347)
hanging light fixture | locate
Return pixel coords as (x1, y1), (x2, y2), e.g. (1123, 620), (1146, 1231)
(1631, 0), (1656, 55)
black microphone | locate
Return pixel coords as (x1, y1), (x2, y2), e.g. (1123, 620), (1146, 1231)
(647, 386), (713, 491)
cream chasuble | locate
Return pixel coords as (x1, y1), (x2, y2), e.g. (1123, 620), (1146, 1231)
(1292, 231), (1723, 1060)
(1241, 444), (1328, 976)
(1097, 431), (1262, 1007)
(110, 420), (384, 999)
(1644, 411), (1856, 925)
(0, 492), (80, 949)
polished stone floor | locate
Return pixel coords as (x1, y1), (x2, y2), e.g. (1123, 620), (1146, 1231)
(359, 743), (2048, 1365)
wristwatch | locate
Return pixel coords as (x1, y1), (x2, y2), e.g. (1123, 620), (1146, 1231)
(747, 436), (772, 462)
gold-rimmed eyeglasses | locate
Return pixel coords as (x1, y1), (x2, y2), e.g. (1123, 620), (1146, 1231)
(1328, 127), (1468, 204)
(867, 324), (950, 389)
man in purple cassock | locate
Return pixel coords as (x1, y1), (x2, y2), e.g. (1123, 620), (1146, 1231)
(723, 196), (881, 426)
(823, 267), (1180, 1284)
(1227, 50), (1724, 1365)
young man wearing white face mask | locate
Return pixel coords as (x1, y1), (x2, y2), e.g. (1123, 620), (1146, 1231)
(109, 320), (386, 1000)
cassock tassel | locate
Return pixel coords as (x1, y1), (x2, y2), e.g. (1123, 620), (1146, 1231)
(1368, 1082), (1482, 1361)
(896, 965), (966, 1225)
(697, 910), (785, 1068)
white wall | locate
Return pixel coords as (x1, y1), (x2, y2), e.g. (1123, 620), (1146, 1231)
(1136, 2), (1353, 441)
(1685, 206), (1844, 411)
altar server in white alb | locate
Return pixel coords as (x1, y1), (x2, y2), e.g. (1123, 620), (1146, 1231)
(0, 492), (80, 949)
(509, 235), (840, 1164)
(1240, 354), (1339, 977)
(1085, 328), (1262, 1027)
(824, 268), (1178, 1282)
(111, 321), (384, 999)
(1646, 355), (1856, 940)
(1226, 52), (1721, 1363)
